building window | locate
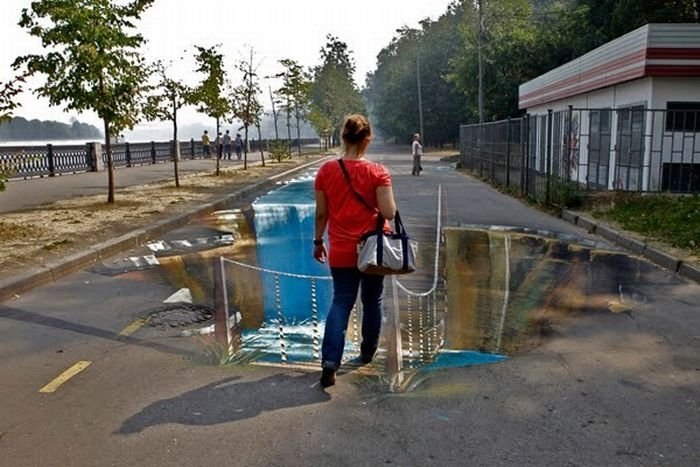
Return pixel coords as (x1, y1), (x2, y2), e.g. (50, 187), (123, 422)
(666, 102), (700, 132)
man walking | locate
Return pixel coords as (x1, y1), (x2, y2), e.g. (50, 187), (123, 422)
(223, 130), (232, 159)
(411, 133), (423, 176)
(202, 130), (211, 157)
(234, 133), (244, 160)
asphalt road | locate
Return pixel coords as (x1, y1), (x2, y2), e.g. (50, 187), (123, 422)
(1, 145), (698, 466)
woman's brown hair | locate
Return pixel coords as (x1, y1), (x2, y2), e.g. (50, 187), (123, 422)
(341, 114), (372, 145)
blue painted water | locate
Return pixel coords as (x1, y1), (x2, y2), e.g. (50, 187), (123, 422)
(251, 173), (333, 324)
(423, 350), (507, 371)
(242, 173), (335, 363)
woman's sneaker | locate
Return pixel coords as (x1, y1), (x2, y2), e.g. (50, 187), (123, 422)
(320, 368), (336, 388)
(360, 348), (376, 364)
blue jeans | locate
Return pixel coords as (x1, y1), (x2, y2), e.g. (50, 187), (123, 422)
(322, 267), (384, 370)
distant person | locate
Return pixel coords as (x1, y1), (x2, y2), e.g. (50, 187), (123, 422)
(223, 130), (232, 159)
(313, 114), (397, 388)
(234, 133), (244, 160)
(202, 130), (211, 157)
(411, 133), (423, 176)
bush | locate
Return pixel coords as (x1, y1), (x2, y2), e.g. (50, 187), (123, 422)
(550, 176), (584, 209)
(269, 140), (291, 163)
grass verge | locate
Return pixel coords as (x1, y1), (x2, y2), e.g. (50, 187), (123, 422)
(591, 194), (700, 256)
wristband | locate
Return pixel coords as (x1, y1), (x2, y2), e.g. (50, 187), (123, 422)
(313, 239), (323, 246)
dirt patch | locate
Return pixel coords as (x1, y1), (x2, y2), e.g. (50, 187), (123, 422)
(0, 157), (325, 281)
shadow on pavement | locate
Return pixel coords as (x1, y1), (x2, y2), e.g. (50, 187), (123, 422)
(0, 304), (191, 357)
(117, 373), (330, 434)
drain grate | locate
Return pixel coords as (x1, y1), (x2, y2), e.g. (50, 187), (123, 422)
(144, 303), (214, 328)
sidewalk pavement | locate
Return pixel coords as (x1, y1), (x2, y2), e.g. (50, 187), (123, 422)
(0, 153), (267, 213)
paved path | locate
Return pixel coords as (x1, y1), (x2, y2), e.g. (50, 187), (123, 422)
(0, 153), (266, 213)
(0, 145), (698, 466)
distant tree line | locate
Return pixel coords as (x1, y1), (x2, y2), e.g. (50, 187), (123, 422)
(0, 116), (102, 141)
(365, 0), (700, 146)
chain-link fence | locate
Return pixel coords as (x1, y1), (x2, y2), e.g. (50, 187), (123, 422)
(460, 107), (700, 206)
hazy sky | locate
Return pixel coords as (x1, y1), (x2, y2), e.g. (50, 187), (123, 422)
(1, 0), (454, 128)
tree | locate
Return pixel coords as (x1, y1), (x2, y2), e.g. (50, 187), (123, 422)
(145, 62), (191, 187)
(231, 48), (263, 170)
(14, 0), (154, 204)
(580, 0), (699, 47)
(276, 58), (312, 156)
(0, 73), (26, 124)
(191, 45), (231, 176)
(0, 74), (27, 192)
(310, 35), (365, 146)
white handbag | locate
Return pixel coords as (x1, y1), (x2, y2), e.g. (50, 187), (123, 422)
(338, 159), (417, 275)
(357, 212), (417, 275)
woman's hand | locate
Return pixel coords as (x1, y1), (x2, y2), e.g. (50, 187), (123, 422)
(313, 243), (327, 263)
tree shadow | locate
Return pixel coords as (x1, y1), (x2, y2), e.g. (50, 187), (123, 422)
(0, 304), (190, 356)
(117, 372), (330, 434)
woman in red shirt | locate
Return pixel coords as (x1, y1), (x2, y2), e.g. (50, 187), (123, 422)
(313, 114), (397, 388)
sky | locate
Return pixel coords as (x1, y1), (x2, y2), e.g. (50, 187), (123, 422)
(0, 0), (454, 130)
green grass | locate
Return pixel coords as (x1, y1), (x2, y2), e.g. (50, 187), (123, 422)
(592, 195), (700, 256)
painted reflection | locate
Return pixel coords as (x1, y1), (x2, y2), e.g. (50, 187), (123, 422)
(444, 228), (658, 357)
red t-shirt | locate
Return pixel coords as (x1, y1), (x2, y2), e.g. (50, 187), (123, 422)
(314, 158), (392, 267)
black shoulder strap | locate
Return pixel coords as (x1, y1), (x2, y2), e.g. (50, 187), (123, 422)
(338, 159), (376, 213)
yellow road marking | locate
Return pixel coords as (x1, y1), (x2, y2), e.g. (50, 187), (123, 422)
(118, 319), (146, 337)
(39, 361), (92, 394)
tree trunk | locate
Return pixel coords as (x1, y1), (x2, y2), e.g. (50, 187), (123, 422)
(243, 124), (249, 170)
(173, 101), (180, 188)
(269, 86), (279, 140)
(286, 97), (292, 152)
(104, 117), (114, 204)
(215, 117), (220, 176)
(256, 122), (265, 167)
(295, 104), (302, 157)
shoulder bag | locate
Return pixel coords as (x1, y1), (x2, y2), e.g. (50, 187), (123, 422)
(338, 159), (417, 275)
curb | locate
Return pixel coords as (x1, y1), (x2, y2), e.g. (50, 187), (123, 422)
(561, 209), (699, 284)
(0, 156), (332, 303)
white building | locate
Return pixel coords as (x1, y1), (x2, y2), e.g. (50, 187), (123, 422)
(519, 23), (700, 192)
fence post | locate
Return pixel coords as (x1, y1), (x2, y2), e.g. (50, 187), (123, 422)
(521, 116), (528, 195)
(86, 142), (104, 172)
(478, 123), (484, 177)
(490, 125), (496, 181)
(566, 105), (573, 183)
(213, 257), (233, 357)
(506, 118), (511, 188)
(387, 277), (404, 392)
(546, 109), (553, 204)
(47, 144), (55, 177)
(150, 141), (157, 164)
(190, 138), (195, 159)
(125, 142), (132, 167)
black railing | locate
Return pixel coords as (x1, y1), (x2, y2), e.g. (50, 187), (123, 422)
(460, 107), (700, 206)
(0, 137), (320, 180)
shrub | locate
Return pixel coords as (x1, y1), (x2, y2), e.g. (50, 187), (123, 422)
(269, 140), (291, 163)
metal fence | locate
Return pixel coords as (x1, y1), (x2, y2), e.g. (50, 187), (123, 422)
(460, 107), (700, 206)
(0, 137), (320, 179)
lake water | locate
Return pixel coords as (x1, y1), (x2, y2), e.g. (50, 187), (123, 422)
(0, 139), (101, 147)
